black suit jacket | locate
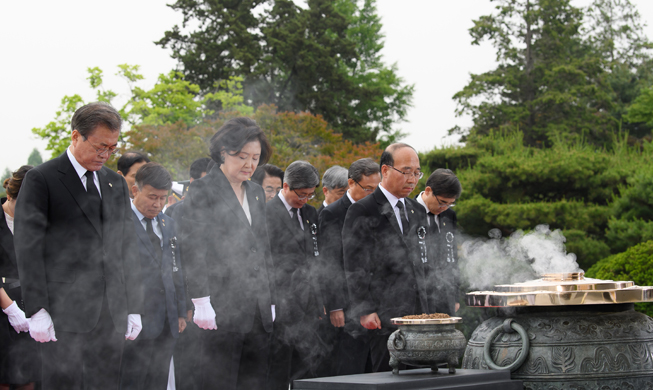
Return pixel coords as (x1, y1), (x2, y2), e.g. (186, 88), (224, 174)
(181, 167), (275, 334)
(425, 208), (459, 316)
(317, 194), (352, 312)
(132, 211), (187, 339)
(14, 152), (143, 333)
(266, 195), (323, 324)
(0, 198), (18, 283)
(342, 186), (429, 334)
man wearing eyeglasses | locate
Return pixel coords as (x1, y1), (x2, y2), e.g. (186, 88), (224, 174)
(14, 102), (144, 389)
(342, 143), (430, 373)
(266, 160), (326, 390)
(414, 169), (462, 316)
(317, 158), (380, 376)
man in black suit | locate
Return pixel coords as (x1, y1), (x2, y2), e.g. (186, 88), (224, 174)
(116, 151), (150, 198)
(342, 143), (430, 372)
(266, 160), (325, 390)
(318, 158), (380, 376)
(414, 169), (462, 316)
(165, 157), (210, 223)
(318, 166), (348, 215)
(14, 102), (144, 389)
(121, 163), (187, 390)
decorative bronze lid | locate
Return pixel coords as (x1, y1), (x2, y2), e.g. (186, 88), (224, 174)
(391, 317), (463, 325)
(466, 272), (653, 307)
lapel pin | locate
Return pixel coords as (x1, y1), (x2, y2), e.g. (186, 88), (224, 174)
(256, 196), (259, 201)
(162, 219), (166, 227)
(411, 210), (414, 214)
(443, 222), (446, 226)
(109, 183), (112, 187)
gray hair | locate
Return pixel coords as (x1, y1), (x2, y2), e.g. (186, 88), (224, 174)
(349, 158), (380, 182)
(322, 166), (348, 190)
(284, 160), (320, 189)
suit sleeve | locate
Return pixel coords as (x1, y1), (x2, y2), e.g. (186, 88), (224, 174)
(180, 182), (212, 299)
(342, 202), (377, 319)
(119, 176), (144, 315)
(317, 207), (347, 311)
(170, 218), (187, 317)
(14, 169), (51, 317)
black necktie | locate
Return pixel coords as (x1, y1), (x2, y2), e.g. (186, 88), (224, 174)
(290, 207), (303, 231)
(145, 218), (163, 260)
(429, 213), (438, 234)
(84, 170), (102, 222)
(396, 200), (409, 236)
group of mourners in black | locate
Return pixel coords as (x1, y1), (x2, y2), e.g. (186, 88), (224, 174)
(0, 102), (462, 390)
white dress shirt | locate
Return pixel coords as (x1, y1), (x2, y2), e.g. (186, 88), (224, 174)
(378, 184), (408, 233)
(346, 189), (356, 204)
(66, 147), (102, 198)
(131, 201), (162, 245)
(279, 191), (304, 230)
(416, 191), (440, 232)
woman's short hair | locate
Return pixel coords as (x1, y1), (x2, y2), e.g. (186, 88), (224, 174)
(3, 165), (34, 199)
(209, 118), (272, 166)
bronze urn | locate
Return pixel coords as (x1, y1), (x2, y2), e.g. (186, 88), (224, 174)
(462, 273), (653, 390)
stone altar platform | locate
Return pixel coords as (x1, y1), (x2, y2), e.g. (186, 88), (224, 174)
(293, 368), (523, 390)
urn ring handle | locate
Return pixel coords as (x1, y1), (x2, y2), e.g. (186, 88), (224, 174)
(393, 330), (406, 350)
(483, 318), (530, 372)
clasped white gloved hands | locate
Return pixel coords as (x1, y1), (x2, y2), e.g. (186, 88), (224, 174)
(125, 314), (142, 340)
(29, 308), (57, 342)
(2, 301), (29, 333)
(192, 296), (217, 330)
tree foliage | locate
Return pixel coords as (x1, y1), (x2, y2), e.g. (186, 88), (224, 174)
(32, 65), (217, 159)
(156, 0), (413, 143)
(452, 0), (653, 148)
(585, 240), (653, 317)
(27, 148), (43, 166)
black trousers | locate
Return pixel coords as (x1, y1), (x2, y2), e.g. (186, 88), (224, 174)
(200, 310), (270, 390)
(173, 317), (202, 390)
(331, 330), (371, 376)
(40, 295), (124, 390)
(120, 318), (177, 390)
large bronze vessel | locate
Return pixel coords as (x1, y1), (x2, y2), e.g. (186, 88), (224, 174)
(462, 273), (653, 389)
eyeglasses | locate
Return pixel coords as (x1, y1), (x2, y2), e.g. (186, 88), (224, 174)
(435, 195), (456, 208)
(83, 136), (120, 156)
(388, 166), (424, 180)
(353, 180), (375, 193)
(264, 186), (281, 194)
(293, 189), (316, 200)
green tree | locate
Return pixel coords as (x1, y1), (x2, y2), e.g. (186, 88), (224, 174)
(451, 0), (616, 147)
(0, 168), (11, 198)
(585, 0), (653, 141)
(585, 240), (653, 317)
(27, 148), (43, 166)
(156, 0), (413, 143)
(32, 65), (215, 159)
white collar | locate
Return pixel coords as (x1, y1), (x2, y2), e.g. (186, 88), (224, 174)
(346, 189), (355, 204)
(378, 183), (403, 208)
(66, 146), (90, 180)
(416, 191), (428, 212)
(130, 200), (147, 222)
(278, 190), (293, 212)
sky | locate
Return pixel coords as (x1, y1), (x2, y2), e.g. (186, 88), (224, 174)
(2, 0), (653, 175)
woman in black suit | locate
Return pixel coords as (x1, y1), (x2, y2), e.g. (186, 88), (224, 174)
(0, 165), (38, 390)
(181, 117), (276, 389)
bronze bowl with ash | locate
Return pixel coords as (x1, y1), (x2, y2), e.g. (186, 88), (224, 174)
(387, 313), (467, 375)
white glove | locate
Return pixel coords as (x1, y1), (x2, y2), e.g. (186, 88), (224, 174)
(271, 304), (276, 322)
(125, 314), (142, 340)
(3, 301), (29, 333)
(192, 296), (217, 330)
(29, 308), (57, 343)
